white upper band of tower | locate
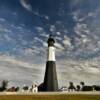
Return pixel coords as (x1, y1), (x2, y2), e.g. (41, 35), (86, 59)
(47, 46), (55, 61)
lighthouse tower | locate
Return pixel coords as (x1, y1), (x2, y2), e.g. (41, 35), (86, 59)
(42, 35), (58, 91)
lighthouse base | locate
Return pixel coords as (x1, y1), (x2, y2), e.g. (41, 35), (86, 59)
(38, 61), (58, 91)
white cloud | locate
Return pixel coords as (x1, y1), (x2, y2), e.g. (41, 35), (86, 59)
(55, 42), (64, 50)
(57, 58), (100, 86)
(72, 8), (99, 22)
(0, 25), (11, 33)
(56, 32), (61, 35)
(0, 54), (36, 69)
(0, 17), (6, 22)
(0, 54), (45, 86)
(62, 35), (71, 47)
(20, 0), (32, 12)
(16, 26), (23, 31)
(86, 67), (100, 73)
(3, 34), (12, 41)
(42, 42), (47, 47)
(44, 16), (50, 20)
(72, 8), (100, 54)
(0, 51), (100, 86)
(35, 26), (44, 32)
(34, 37), (44, 43)
(34, 37), (47, 49)
(97, 41), (100, 47)
(24, 48), (40, 54)
(20, 0), (44, 17)
(78, 11), (97, 22)
(81, 37), (91, 44)
(50, 25), (56, 32)
(74, 23), (90, 35)
(40, 33), (49, 38)
(72, 10), (81, 22)
(55, 36), (62, 41)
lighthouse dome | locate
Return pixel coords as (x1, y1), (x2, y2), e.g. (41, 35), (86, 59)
(47, 35), (55, 46)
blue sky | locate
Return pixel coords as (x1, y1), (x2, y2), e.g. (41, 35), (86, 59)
(0, 0), (100, 87)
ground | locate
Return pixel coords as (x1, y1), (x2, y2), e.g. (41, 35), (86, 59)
(0, 92), (100, 100)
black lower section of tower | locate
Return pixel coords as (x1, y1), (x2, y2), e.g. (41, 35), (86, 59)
(38, 61), (58, 91)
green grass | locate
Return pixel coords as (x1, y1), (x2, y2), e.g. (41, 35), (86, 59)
(0, 94), (100, 100)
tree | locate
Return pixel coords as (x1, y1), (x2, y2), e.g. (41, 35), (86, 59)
(80, 82), (85, 86)
(0, 80), (8, 91)
(68, 82), (76, 91)
(76, 85), (81, 91)
(80, 81), (85, 91)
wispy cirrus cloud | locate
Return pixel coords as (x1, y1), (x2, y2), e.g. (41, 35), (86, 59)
(20, 0), (47, 18)
(20, 0), (32, 12)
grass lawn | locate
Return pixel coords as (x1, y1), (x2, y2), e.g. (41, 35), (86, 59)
(0, 93), (100, 100)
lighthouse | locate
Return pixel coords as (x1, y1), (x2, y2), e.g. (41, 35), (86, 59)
(42, 35), (58, 91)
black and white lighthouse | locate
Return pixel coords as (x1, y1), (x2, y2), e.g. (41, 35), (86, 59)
(38, 35), (58, 91)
